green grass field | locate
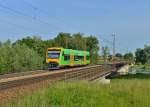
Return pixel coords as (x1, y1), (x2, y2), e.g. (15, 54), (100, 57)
(1, 75), (150, 107)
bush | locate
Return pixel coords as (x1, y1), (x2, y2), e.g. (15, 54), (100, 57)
(0, 42), (43, 74)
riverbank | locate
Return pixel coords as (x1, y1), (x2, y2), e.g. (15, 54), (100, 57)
(132, 64), (150, 69)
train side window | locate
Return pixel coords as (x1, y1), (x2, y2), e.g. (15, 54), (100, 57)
(82, 56), (84, 61)
(64, 54), (70, 61)
(74, 55), (79, 61)
(86, 55), (90, 60)
(78, 56), (84, 61)
(74, 56), (84, 61)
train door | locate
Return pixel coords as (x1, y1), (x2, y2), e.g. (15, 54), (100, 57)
(84, 51), (86, 65)
(70, 49), (74, 66)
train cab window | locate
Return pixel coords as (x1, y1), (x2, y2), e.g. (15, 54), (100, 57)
(48, 50), (60, 59)
(64, 54), (70, 61)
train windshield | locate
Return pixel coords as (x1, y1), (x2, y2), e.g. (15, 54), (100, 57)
(48, 50), (60, 59)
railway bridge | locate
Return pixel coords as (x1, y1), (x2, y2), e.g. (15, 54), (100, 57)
(0, 61), (130, 90)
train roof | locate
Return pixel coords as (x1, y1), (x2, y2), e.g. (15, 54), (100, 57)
(47, 47), (90, 55)
(63, 48), (90, 55)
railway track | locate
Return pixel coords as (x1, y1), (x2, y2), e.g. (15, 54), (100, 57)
(0, 65), (116, 91)
(0, 70), (47, 79)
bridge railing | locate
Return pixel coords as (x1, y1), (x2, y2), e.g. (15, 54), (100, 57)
(63, 65), (116, 81)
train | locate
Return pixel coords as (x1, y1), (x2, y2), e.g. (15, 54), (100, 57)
(46, 47), (90, 69)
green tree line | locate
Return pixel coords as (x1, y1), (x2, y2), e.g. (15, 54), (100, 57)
(0, 32), (99, 74)
(101, 46), (134, 63)
(0, 40), (43, 74)
(135, 45), (150, 64)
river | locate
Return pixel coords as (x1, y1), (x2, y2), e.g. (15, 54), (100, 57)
(129, 67), (150, 74)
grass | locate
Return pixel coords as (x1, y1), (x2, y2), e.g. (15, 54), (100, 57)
(1, 76), (150, 107)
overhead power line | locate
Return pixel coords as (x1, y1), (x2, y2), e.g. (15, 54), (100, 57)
(0, 3), (60, 30)
(0, 10), (57, 38)
(21, 0), (38, 19)
(98, 35), (113, 45)
(21, 0), (74, 31)
(98, 35), (127, 54)
(0, 18), (56, 38)
(0, 18), (29, 31)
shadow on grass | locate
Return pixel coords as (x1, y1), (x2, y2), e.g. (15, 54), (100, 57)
(110, 74), (150, 79)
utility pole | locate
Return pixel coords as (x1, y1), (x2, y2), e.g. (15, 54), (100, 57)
(112, 33), (116, 61)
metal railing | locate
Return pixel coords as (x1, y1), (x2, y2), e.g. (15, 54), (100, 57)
(63, 65), (116, 81)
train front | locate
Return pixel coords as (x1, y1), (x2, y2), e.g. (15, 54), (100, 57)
(46, 48), (62, 70)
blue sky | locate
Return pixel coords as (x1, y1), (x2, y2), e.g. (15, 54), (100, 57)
(0, 0), (150, 54)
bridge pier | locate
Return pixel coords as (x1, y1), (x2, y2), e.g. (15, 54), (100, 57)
(93, 76), (110, 84)
(117, 65), (129, 75)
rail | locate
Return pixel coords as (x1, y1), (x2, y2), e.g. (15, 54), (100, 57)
(0, 64), (119, 90)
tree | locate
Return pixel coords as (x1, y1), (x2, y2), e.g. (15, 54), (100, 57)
(72, 33), (85, 50)
(14, 36), (52, 65)
(0, 42), (43, 74)
(86, 36), (99, 63)
(54, 32), (71, 48)
(0, 40), (13, 73)
(102, 46), (110, 62)
(124, 52), (134, 61)
(135, 46), (150, 64)
(143, 46), (150, 64)
(115, 53), (122, 58)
